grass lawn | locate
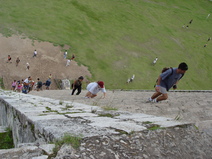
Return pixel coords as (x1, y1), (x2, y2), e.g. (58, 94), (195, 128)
(0, 0), (211, 90)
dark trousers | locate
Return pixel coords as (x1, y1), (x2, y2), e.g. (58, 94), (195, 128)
(71, 86), (81, 95)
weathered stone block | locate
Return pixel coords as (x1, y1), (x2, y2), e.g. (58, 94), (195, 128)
(61, 79), (70, 90)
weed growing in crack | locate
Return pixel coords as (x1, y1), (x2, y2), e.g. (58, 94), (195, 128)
(102, 106), (118, 111)
(49, 133), (82, 158)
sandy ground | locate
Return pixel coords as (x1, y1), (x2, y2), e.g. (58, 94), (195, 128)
(30, 89), (212, 133)
(0, 34), (91, 89)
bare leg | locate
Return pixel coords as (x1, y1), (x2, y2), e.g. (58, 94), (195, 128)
(85, 92), (97, 98)
(151, 92), (168, 102)
(90, 94), (97, 98)
(157, 93), (168, 102)
(151, 92), (162, 99)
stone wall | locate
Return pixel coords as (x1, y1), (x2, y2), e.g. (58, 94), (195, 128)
(68, 126), (211, 159)
(0, 90), (211, 158)
(0, 99), (44, 147)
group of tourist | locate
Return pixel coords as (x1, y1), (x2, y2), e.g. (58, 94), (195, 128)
(11, 74), (52, 94)
(8, 49), (188, 103)
(10, 61), (188, 102)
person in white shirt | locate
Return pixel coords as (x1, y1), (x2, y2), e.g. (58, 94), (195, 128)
(66, 59), (71, 66)
(152, 57), (158, 65)
(23, 76), (33, 94)
(85, 81), (106, 98)
(33, 50), (37, 57)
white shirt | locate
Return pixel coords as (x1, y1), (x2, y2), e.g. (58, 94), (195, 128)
(86, 82), (106, 95)
(24, 78), (29, 84)
(66, 59), (71, 66)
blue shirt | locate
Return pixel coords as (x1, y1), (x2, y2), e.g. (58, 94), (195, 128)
(160, 68), (183, 91)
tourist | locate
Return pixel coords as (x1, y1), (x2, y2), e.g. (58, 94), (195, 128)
(11, 80), (17, 91)
(16, 57), (20, 66)
(148, 62), (188, 103)
(23, 76), (33, 94)
(85, 81), (106, 98)
(66, 59), (71, 66)
(71, 76), (84, 95)
(36, 78), (43, 91)
(26, 62), (30, 70)
(7, 55), (12, 63)
(45, 78), (51, 90)
(64, 50), (67, 59)
(16, 81), (23, 92)
(33, 50), (37, 57)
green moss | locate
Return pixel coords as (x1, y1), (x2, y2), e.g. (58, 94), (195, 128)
(142, 121), (153, 124)
(30, 124), (35, 132)
(0, 77), (5, 89)
(0, 128), (14, 149)
(102, 106), (118, 111)
(98, 113), (113, 118)
(147, 124), (165, 131)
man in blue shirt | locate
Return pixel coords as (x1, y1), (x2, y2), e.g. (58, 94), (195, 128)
(148, 62), (188, 103)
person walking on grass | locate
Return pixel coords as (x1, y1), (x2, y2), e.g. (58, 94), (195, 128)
(148, 62), (188, 103)
(85, 81), (106, 98)
(71, 76), (84, 95)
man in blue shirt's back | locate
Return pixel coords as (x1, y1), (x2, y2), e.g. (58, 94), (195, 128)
(148, 62), (188, 103)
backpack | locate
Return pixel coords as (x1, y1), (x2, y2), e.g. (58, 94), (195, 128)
(154, 67), (184, 87)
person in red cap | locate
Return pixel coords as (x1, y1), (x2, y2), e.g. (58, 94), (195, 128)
(85, 81), (106, 98)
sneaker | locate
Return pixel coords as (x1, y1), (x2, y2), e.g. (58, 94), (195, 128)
(146, 98), (152, 103)
(152, 98), (158, 103)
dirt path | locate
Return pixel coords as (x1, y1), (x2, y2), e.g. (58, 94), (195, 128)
(0, 34), (91, 89)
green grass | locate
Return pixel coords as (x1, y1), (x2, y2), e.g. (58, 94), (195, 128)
(0, 0), (211, 89)
(0, 128), (14, 149)
(0, 77), (5, 89)
(51, 133), (82, 157)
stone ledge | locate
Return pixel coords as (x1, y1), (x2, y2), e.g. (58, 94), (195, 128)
(0, 90), (190, 146)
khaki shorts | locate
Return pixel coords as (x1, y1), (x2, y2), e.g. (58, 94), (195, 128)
(159, 86), (167, 94)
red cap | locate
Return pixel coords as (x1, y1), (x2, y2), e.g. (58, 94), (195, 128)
(97, 81), (104, 88)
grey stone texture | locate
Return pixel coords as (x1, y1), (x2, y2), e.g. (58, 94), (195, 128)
(0, 90), (211, 158)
